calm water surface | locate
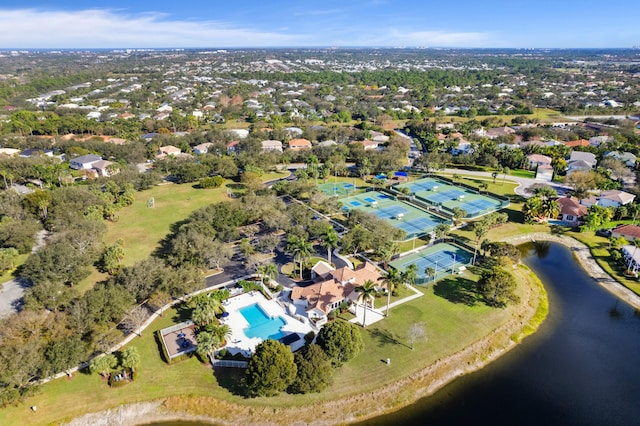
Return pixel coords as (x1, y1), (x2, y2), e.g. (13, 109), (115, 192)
(360, 242), (640, 425)
(147, 243), (640, 426)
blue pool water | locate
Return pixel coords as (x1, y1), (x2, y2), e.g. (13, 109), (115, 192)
(239, 304), (286, 340)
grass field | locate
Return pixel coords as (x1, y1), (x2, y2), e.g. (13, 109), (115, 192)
(0, 264), (540, 425)
(102, 183), (229, 266)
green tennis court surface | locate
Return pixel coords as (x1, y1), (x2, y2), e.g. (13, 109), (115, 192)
(318, 181), (356, 196)
(389, 242), (473, 284)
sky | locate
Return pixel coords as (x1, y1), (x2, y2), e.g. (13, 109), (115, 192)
(2, 1), (639, 49)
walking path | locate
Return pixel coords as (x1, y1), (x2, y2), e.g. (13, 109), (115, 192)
(349, 284), (423, 327)
(501, 233), (640, 310)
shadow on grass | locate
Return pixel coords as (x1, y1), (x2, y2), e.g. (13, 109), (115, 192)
(213, 367), (246, 397)
(368, 327), (411, 349)
(172, 301), (193, 323)
(433, 276), (479, 306)
(226, 183), (246, 191)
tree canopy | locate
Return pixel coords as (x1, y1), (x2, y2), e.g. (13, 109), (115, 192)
(316, 320), (364, 367)
(244, 340), (297, 397)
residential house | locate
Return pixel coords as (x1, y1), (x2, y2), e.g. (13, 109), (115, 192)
(580, 190), (635, 208)
(351, 139), (380, 151)
(226, 129), (249, 139)
(566, 151), (597, 175)
(91, 160), (115, 177)
(69, 154), (102, 170)
(555, 196), (588, 224)
(141, 133), (159, 141)
(193, 142), (214, 155)
(0, 148), (20, 156)
(605, 151), (636, 168)
(261, 140), (283, 153)
(159, 145), (181, 156)
(290, 262), (382, 322)
(486, 126), (515, 139)
(526, 154), (552, 170)
(317, 140), (337, 147)
(310, 261), (334, 280)
(589, 136), (613, 146)
(288, 138), (312, 151)
(612, 224), (640, 242)
(227, 141), (240, 154)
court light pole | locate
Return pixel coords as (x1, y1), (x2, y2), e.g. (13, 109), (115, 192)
(451, 253), (456, 274)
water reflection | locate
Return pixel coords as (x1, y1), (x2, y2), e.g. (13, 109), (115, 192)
(355, 242), (640, 426)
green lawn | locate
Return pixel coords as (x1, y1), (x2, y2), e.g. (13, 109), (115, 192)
(0, 253), (29, 286)
(508, 169), (535, 179)
(569, 230), (640, 296)
(2, 265), (543, 425)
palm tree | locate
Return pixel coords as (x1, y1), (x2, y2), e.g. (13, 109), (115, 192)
(379, 268), (402, 317)
(262, 263), (278, 286)
(120, 347), (140, 373)
(473, 224), (489, 264)
(320, 228), (339, 265)
(191, 298), (221, 328)
(355, 279), (378, 327)
(196, 331), (221, 360)
(434, 223), (450, 242)
(452, 208), (467, 226)
(540, 198), (560, 220)
(402, 264), (418, 288)
(425, 267), (436, 283)
(478, 182), (489, 193)
(286, 236), (313, 279)
(210, 323), (232, 346)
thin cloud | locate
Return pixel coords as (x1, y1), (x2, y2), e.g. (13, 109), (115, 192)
(382, 30), (494, 47)
(0, 8), (305, 48)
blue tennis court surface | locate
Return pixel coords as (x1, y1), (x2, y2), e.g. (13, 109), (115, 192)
(377, 194), (392, 199)
(410, 181), (438, 192)
(363, 197), (377, 203)
(401, 250), (471, 274)
(350, 201), (362, 207)
(344, 183), (354, 188)
(396, 217), (439, 233)
(375, 205), (408, 219)
(426, 189), (467, 203)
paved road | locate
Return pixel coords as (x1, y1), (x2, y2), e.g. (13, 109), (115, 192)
(441, 168), (572, 198)
(0, 278), (29, 317)
(0, 230), (48, 318)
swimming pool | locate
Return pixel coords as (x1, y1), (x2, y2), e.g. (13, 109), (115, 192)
(239, 303), (286, 341)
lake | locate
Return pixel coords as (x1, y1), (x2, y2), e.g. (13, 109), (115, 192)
(358, 241), (640, 425)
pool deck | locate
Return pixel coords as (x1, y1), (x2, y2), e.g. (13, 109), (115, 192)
(220, 290), (313, 355)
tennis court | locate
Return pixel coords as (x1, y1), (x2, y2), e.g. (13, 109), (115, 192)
(340, 190), (450, 240)
(389, 242), (473, 284)
(394, 177), (504, 218)
(318, 181), (356, 196)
